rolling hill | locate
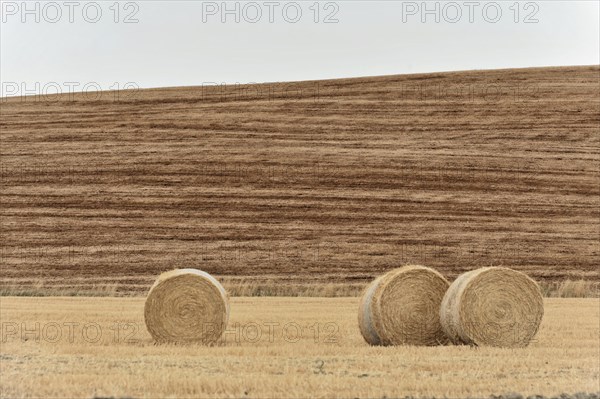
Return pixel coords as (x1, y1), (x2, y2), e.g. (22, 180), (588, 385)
(1, 65), (598, 294)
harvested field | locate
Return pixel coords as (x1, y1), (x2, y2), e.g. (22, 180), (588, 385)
(0, 296), (598, 398)
(1, 66), (599, 294)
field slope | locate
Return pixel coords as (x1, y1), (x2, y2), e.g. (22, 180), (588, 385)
(1, 66), (599, 294)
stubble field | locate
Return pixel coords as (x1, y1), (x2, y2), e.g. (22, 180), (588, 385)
(1, 66), (599, 295)
(0, 296), (598, 398)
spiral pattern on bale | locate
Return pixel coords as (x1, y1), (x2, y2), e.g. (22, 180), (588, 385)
(359, 265), (451, 346)
(144, 269), (229, 344)
(440, 267), (544, 348)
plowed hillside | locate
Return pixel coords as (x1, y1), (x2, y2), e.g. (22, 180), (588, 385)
(1, 66), (598, 294)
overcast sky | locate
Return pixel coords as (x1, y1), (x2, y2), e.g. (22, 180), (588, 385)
(1, 1), (598, 96)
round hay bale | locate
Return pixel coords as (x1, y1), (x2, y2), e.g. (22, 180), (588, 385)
(440, 267), (544, 348)
(144, 268), (229, 344)
(359, 265), (450, 346)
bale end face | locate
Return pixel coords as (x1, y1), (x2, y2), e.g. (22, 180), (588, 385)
(441, 267), (544, 348)
(359, 265), (450, 346)
(144, 269), (229, 344)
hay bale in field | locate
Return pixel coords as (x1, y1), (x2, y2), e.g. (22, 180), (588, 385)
(440, 267), (543, 348)
(359, 265), (450, 346)
(144, 268), (229, 344)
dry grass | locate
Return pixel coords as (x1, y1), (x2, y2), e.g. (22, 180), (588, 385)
(0, 296), (598, 398)
(541, 280), (599, 298)
(0, 282), (119, 297)
(1, 278), (598, 298)
(224, 280), (366, 297)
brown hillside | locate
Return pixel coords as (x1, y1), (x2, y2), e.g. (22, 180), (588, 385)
(1, 66), (599, 294)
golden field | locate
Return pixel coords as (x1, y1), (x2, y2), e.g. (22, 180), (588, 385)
(1, 296), (598, 398)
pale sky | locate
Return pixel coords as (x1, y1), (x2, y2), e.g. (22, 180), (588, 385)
(1, 1), (599, 96)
